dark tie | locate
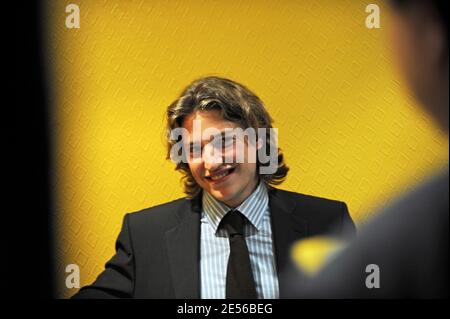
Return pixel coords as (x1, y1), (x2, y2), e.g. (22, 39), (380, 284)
(219, 209), (257, 299)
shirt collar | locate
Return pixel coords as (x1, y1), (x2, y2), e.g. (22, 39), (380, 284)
(202, 181), (269, 234)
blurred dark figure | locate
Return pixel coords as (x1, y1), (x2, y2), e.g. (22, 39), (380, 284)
(8, 1), (54, 298)
(287, 0), (448, 298)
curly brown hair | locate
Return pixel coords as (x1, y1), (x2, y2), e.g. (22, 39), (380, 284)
(166, 76), (289, 198)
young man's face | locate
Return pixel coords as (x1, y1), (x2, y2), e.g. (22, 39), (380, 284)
(182, 109), (260, 208)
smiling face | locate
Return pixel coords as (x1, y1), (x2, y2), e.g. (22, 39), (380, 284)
(182, 109), (260, 208)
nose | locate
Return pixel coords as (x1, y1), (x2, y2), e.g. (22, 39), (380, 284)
(202, 143), (223, 172)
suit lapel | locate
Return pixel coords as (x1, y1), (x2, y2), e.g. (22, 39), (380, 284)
(268, 188), (308, 298)
(165, 195), (201, 298)
(164, 188), (309, 299)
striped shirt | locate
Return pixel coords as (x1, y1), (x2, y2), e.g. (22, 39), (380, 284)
(200, 181), (280, 299)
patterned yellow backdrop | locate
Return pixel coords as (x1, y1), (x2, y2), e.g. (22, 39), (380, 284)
(47, 0), (448, 298)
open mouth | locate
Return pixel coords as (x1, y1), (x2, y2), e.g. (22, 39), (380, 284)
(205, 166), (237, 182)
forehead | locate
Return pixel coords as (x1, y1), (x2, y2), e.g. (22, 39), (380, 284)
(182, 110), (240, 135)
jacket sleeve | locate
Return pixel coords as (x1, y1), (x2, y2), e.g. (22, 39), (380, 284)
(71, 214), (135, 299)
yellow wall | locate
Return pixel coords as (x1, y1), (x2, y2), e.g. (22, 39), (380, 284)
(48, 0), (449, 298)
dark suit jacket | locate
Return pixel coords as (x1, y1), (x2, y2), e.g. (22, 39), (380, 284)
(72, 187), (355, 299)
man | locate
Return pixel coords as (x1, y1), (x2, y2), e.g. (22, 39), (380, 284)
(72, 76), (355, 298)
(288, 0), (448, 298)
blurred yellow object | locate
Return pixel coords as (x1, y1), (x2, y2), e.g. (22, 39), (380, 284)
(291, 236), (346, 276)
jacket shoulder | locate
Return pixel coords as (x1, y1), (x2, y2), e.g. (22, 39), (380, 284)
(272, 188), (354, 237)
(126, 197), (190, 229)
(272, 188), (346, 207)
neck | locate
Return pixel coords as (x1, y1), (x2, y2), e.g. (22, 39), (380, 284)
(223, 177), (260, 208)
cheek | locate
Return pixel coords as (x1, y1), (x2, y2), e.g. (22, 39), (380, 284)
(188, 163), (202, 179)
(232, 140), (258, 163)
(244, 144), (258, 163)
(223, 148), (235, 162)
(240, 162), (257, 178)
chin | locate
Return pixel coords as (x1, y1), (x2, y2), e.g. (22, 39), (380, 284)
(209, 188), (237, 203)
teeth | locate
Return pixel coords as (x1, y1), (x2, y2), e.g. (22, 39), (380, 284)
(210, 170), (230, 180)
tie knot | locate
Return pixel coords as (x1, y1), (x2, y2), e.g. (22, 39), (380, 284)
(220, 210), (245, 236)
